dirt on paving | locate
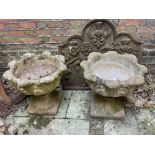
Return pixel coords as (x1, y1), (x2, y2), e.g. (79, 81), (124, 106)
(0, 78), (27, 119)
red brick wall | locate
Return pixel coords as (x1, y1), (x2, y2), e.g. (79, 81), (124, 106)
(0, 19), (155, 79)
(0, 19), (155, 44)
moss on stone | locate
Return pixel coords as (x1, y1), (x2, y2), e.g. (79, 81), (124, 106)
(148, 106), (155, 113)
(28, 115), (51, 129)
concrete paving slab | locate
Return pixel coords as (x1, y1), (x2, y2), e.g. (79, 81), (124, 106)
(104, 109), (139, 135)
(5, 115), (89, 135)
(89, 118), (105, 135)
(66, 90), (90, 119)
(135, 108), (155, 135)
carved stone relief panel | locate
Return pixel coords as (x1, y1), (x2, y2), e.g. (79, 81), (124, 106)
(82, 20), (117, 54)
(113, 33), (142, 60)
(59, 19), (142, 90)
(59, 36), (89, 89)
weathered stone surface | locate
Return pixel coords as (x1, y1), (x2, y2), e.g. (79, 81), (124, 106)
(135, 108), (155, 135)
(127, 92), (146, 108)
(5, 115), (89, 135)
(5, 115), (31, 135)
(91, 94), (125, 120)
(47, 119), (89, 135)
(109, 19), (119, 26)
(3, 51), (67, 96)
(89, 118), (105, 135)
(6, 89), (155, 135)
(0, 118), (5, 135)
(13, 106), (29, 117)
(81, 51), (148, 97)
(55, 90), (72, 118)
(0, 80), (12, 106)
(27, 89), (62, 115)
(66, 90), (90, 119)
(104, 109), (139, 135)
(13, 91), (72, 118)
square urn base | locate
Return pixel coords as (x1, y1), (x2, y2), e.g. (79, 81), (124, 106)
(27, 87), (62, 115)
(91, 93), (125, 120)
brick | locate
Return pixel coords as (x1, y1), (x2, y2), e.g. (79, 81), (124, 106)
(7, 51), (19, 57)
(82, 19), (118, 27)
(151, 34), (155, 44)
(24, 30), (35, 36)
(0, 51), (7, 57)
(35, 29), (52, 35)
(119, 19), (145, 26)
(53, 29), (66, 36)
(63, 20), (71, 28)
(63, 20), (82, 29)
(66, 28), (82, 36)
(138, 34), (153, 41)
(149, 64), (155, 69)
(0, 62), (8, 67)
(6, 22), (36, 29)
(69, 20), (82, 28)
(0, 37), (41, 44)
(141, 56), (155, 64)
(0, 32), (4, 36)
(50, 36), (67, 43)
(4, 31), (25, 36)
(0, 37), (18, 43)
(141, 49), (148, 56)
(0, 24), (5, 30)
(36, 21), (48, 28)
(117, 26), (137, 33)
(116, 26), (126, 33)
(148, 50), (155, 56)
(150, 68), (155, 75)
(19, 38), (41, 44)
(82, 19), (92, 26)
(5, 23), (17, 29)
(143, 44), (155, 56)
(145, 19), (155, 26)
(125, 26), (137, 33)
(38, 35), (51, 43)
(0, 19), (16, 22)
(137, 26), (155, 33)
(48, 21), (64, 28)
(143, 43), (155, 49)
(25, 29), (52, 37)
(17, 23), (36, 29)
(0, 19), (29, 23)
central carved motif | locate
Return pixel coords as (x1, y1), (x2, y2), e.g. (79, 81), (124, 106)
(88, 22), (112, 49)
(59, 19), (142, 90)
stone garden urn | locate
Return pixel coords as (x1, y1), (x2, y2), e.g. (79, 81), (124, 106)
(81, 51), (148, 119)
(3, 51), (67, 115)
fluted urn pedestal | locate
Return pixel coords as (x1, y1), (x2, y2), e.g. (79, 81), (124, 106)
(81, 51), (148, 119)
(3, 51), (67, 115)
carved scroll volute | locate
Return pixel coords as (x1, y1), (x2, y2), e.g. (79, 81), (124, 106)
(113, 33), (142, 60)
(59, 36), (89, 89)
(82, 19), (117, 53)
